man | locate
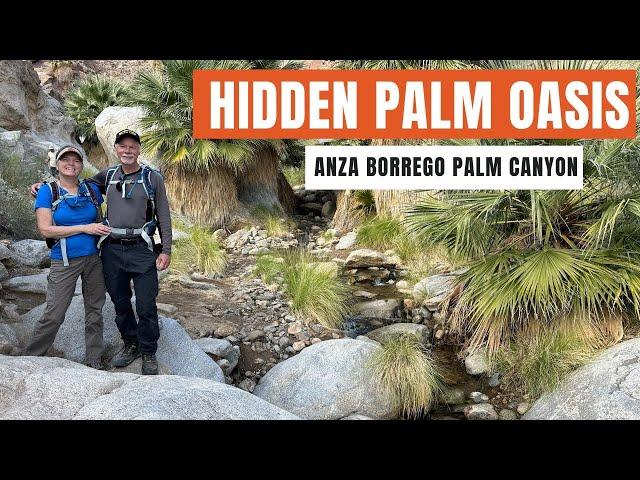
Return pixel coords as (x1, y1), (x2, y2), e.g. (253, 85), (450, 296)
(94, 129), (172, 375)
(32, 130), (172, 375)
(47, 145), (58, 178)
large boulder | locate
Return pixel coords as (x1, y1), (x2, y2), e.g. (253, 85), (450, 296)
(2, 271), (81, 295)
(253, 338), (395, 419)
(0, 355), (299, 420)
(8, 240), (50, 268)
(18, 295), (225, 382)
(0, 61), (81, 169)
(524, 338), (640, 420)
(95, 106), (161, 168)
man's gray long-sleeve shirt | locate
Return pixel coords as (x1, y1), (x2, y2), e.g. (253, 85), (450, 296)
(90, 164), (172, 254)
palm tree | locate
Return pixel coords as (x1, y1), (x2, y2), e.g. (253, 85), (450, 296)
(126, 60), (301, 227)
(405, 60), (640, 355)
(332, 60), (472, 223)
(65, 75), (129, 145)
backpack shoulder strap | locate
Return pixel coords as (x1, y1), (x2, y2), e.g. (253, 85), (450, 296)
(140, 164), (157, 199)
(105, 166), (120, 194)
(49, 182), (62, 211)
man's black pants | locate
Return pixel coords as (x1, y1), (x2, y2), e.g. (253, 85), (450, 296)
(101, 241), (160, 354)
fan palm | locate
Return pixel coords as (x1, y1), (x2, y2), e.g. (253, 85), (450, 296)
(405, 60), (640, 355)
(65, 75), (129, 144)
(126, 60), (300, 227)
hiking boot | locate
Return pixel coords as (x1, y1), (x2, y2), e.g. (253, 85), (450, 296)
(85, 359), (107, 370)
(111, 341), (140, 368)
(141, 353), (158, 375)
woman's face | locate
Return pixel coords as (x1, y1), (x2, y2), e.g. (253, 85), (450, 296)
(57, 153), (84, 177)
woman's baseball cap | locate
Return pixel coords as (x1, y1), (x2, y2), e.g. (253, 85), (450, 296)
(55, 145), (84, 162)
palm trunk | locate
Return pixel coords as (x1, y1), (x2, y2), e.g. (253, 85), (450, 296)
(165, 165), (241, 228)
(332, 190), (367, 231)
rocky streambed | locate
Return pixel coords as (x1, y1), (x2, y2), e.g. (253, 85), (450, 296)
(0, 209), (529, 420)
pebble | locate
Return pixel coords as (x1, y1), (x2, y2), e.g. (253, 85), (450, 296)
(434, 329), (445, 340)
(499, 409), (518, 420)
(292, 341), (306, 351)
(238, 378), (256, 392)
(310, 337), (322, 345)
(287, 324), (303, 335)
(464, 403), (499, 420)
(245, 330), (266, 341)
(488, 373), (501, 387)
(278, 337), (290, 348)
(470, 391), (490, 403)
(517, 402), (530, 415)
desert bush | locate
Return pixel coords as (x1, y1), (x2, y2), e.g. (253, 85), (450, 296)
(171, 225), (227, 276)
(368, 333), (444, 418)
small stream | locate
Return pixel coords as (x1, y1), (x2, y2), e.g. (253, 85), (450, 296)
(340, 272), (494, 420)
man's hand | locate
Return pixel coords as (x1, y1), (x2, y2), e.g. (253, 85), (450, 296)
(156, 253), (171, 271)
(30, 182), (44, 198)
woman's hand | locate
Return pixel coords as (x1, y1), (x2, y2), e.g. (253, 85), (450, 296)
(84, 223), (111, 236)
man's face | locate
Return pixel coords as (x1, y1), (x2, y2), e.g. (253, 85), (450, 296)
(114, 137), (141, 167)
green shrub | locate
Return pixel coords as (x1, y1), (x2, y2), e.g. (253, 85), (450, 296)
(0, 178), (40, 239)
(368, 333), (444, 418)
(65, 75), (129, 144)
(494, 326), (594, 399)
(171, 225), (227, 276)
(251, 204), (293, 237)
(254, 254), (284, 284)
(282, 165), (305, 187)
(257, 249), (349, 329)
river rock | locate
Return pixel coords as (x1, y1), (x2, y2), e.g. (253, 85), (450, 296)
(19, 295), (224, 382)
(0, 325), (20, 355)
(441, 387), (466, 405)
(0, 262), (8, 282)
(3, 271), (82, 295)
(522, 338), (640, 419)
(194, 338), (240, 374)
(354, 290), (376, 299)
(335, 232), (357, 250)
(464, 403), (498, 420)
(366, 323), (431, 345)
(253, 338), (395, 420)
(178, 277), (220, 291)
(465, 349), (490, 376)
(321, 201), (336, 218)
(345, 249), (395, 268)
(9, 240), (50, 268)
(156, 303), (178, 316)
(353, 299), (401, 319)
(224, 229), (250, 249)
(0, 355), (299, 420)
(412, 273), (458, 303)
(499, 409), (518, 420)
(0, 243), (11, 262)
(95, 106), (160, 167)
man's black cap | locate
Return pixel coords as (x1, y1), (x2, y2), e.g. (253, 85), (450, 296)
(114, 129), (141, 145)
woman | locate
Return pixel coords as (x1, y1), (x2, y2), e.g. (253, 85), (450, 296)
(25, 145), (111, 369)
